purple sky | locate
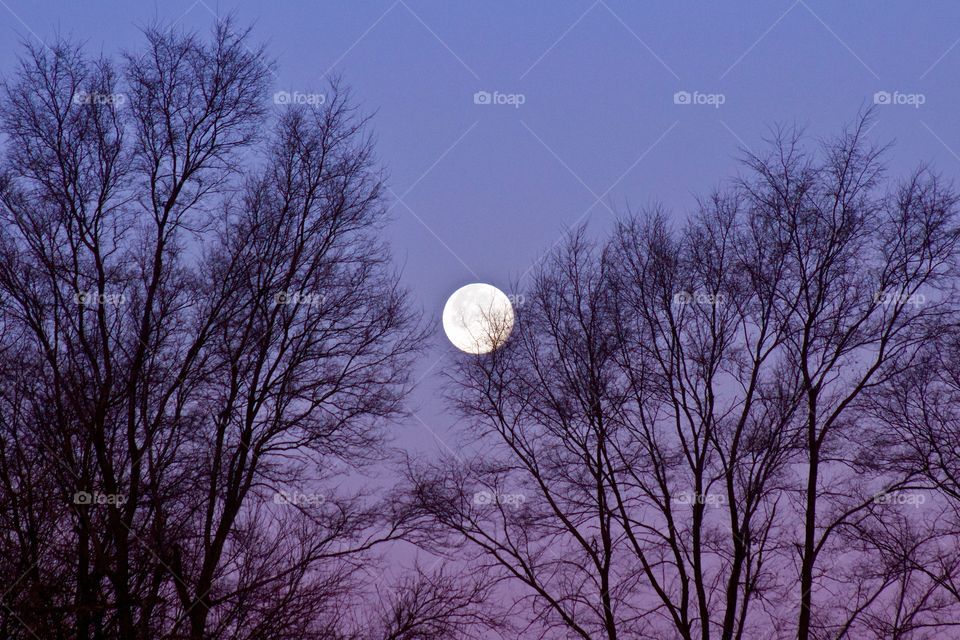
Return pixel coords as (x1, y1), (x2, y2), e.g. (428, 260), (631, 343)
(3, 0), (959, 456)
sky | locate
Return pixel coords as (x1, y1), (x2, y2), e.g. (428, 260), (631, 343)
(2, 0), (960, 458)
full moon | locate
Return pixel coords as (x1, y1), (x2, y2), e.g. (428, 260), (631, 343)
(442, 283), (515, 354)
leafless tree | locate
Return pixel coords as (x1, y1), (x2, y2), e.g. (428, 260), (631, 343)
(409, 114), (960, 640)
(0, 21), (497, 640)
(858, 295), (960, 637)
(367, 564), (507, 640)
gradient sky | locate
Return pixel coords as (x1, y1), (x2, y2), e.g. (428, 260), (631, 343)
(2, 0), (959, 457)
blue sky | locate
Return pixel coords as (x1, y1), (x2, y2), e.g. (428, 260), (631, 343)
(3, 0), (959, 454)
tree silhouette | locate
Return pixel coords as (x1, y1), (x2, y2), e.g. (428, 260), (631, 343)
(409, 115), (960, 640)
(0, 21), (486, 640)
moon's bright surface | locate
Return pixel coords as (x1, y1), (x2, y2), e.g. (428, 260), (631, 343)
(442, 283), (515, 354)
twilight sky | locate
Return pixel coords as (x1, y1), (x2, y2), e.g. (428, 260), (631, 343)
(2, 0), (959, 456)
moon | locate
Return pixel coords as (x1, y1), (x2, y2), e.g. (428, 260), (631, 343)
(442, 283), (515, 354)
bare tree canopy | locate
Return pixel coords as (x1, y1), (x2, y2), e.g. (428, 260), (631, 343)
(4, 18), (960, 640)
(0, 21), (482, 640)
(409, 115), (960, 640)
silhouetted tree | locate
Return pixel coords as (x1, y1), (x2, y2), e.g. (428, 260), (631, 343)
(410, 115), (960, 640)
(0, 21), (500, 640)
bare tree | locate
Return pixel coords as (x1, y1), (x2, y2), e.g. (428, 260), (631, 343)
(0, 21), (502, 640)
(859, 299), (960, 637)
(409, 115), (960, 640)
(367, 565), (506, 640)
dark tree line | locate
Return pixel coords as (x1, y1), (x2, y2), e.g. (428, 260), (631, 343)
(3, 19), (960, 640)
(409, 117), (960, 639)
